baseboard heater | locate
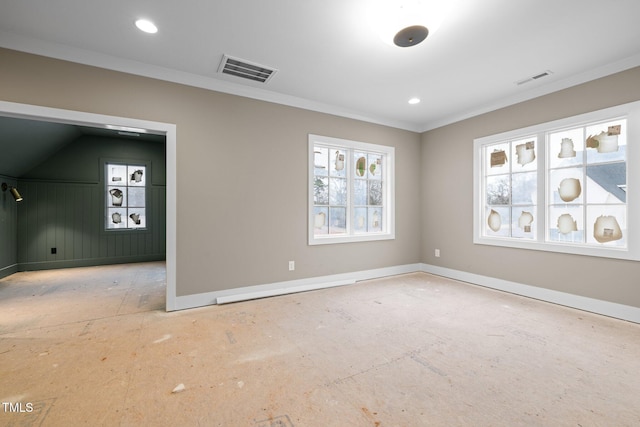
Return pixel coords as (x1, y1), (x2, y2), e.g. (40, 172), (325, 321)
(215, 279), (356, 305)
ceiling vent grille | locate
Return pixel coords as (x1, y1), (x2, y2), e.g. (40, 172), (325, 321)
(218, 54), (277, 83)
(516, 70), (553, 86)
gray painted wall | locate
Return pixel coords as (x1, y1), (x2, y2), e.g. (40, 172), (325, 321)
(0, 174), (18, 278)
(0, 48), (422, 297)
(16, 135), (166, 270)
(421, 66), (640, 308)
(1, 48), (637, 311)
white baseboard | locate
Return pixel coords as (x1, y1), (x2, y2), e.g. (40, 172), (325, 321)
(420, 263), (640, 324)
(170, 263), (422, 311)
(169, 262), (640, 324)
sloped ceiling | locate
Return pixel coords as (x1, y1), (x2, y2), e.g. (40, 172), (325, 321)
(0, 116), (80, 177)
(0, 116), (164, 178)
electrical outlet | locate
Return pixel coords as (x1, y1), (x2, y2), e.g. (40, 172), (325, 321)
(434, 249), (440, 257)
(288, 261), (295, 271)
(51, 247), (57, 255)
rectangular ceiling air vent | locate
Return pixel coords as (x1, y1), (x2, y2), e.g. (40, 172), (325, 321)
(218, 54), (277, 84)
(516, 70), (553, 86)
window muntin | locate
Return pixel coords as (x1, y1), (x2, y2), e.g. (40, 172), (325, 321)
(474, 101), (640, 261)
(309, 134), (394, 245)
(106, 163), (147, 230)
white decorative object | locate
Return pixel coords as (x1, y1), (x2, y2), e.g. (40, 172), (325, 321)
(518, 211), (534, 231)
(111, 212), (122, 224)
(586, 131), (619, 153)
(314, 151), (326, 169)
(558, 138), (576, 158)
(515, 141), (535, 166)
(488, 209), (501, 232)
(558, 178), (581, 202)
(334, 151), (344, 171)
(111, 167), (123, 181)
(314, 212), (326, 228)
(131, 170), (144, 182)
(596, 134), (619, 153)
(593, 215), (622, 243)
(557, 213), (578, 234)
(109, 188), (123, 206)
(130, 213), (141, 225)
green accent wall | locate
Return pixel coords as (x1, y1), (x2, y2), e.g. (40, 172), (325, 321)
(16, 135), (166, 271)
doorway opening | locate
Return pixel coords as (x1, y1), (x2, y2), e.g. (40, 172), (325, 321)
(0, 100), (177, 311)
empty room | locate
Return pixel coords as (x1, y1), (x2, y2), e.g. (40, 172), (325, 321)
(1, 1), (640, 425)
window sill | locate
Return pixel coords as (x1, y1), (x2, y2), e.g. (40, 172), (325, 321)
(309, 232), (395, 246)
(474, 235), (640, 261)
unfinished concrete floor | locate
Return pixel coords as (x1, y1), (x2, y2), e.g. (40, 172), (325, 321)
(1, 262), (639, 426)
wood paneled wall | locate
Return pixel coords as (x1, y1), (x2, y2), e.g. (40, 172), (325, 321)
(16, 181), (165, 270)
(10, 133), (167, 272)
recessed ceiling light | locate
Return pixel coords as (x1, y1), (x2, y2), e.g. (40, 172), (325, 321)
(408, 97), (421, 105)
(135, 19), (158, 34)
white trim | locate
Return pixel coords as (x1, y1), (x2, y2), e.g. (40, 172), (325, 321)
(420, 263), (640, 324)
(0, 100), (178, 312)
(216, 279), (356, 305)
(170, 261), (640, 324)
(171, 264), (421, 310)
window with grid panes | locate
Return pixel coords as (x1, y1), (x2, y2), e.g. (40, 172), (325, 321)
(105, 162), (147, 230)
(474, 101), (640, 260)
(482, 136), (538, 240)
(308, 134), (395, 245)
(547, 118), (627, 246)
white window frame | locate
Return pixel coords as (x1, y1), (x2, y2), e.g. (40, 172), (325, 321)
(473, 100), (640, 261)
(308, 134), (395, 245)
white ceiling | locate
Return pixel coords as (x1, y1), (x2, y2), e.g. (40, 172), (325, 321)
(1, 0), (640, 132)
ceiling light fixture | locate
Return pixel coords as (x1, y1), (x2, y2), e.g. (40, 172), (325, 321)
(408, 97), (421, 105)
(105, 124), (148, 133)
(135, 19), (158, 34)
(369, 0), (453, 47)
(118, 131), (141, 137)
(394, 25), (429, 48)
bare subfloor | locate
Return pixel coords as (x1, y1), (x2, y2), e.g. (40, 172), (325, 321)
(1, 262), (639, 426)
